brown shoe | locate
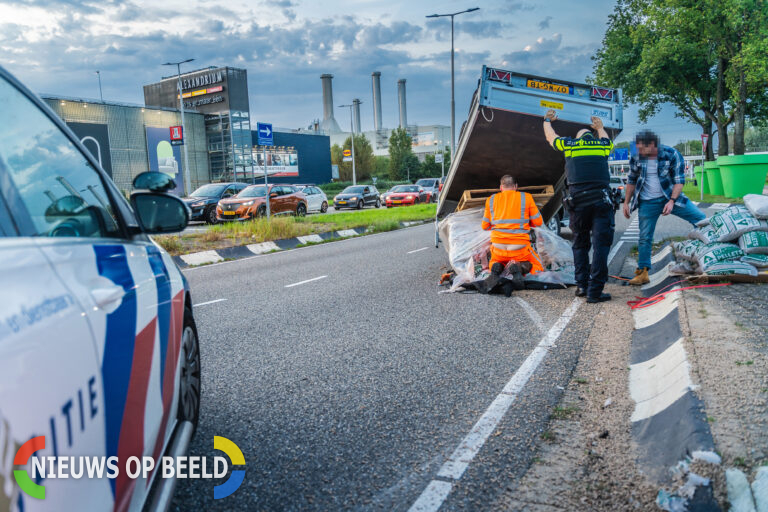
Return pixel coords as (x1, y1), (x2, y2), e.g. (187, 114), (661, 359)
(628, 267), (650, 286)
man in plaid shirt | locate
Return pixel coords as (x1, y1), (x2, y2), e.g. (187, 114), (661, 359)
(622, 130), (705, 285)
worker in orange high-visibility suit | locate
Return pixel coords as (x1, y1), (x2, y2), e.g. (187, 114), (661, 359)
(481, 174), (545, 283)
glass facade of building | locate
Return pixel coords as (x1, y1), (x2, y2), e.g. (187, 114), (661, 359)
(144, 66), (253, 183)
(42, 96), (209, 194)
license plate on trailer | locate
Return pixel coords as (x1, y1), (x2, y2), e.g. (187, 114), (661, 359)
(527, 79), (571, 95)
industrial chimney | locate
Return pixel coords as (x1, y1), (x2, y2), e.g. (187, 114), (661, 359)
(397, 79), (407, 129)
(352, 99), (362, 134)
(371, 71), (383, 131)
(320, 73), (342, 134)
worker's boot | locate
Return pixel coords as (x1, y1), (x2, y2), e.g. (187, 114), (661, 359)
(507, 263), (526, 291)
(477, 262), (505, 293)
(519, 261), (533, 276)
(628, 267), (650, 286)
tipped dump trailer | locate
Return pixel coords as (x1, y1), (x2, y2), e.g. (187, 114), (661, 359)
(437, 66), (623, 241)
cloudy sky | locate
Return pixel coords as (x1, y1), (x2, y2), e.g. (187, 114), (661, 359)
(0, 0), (701, 145)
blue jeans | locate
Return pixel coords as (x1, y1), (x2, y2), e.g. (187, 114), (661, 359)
(637, 198), (706, 270)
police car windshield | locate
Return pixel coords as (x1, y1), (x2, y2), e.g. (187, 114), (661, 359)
(392, 185), (419, 192)
(237, 186), (267, 198)
(190, 184), (227, 197)
(343, 186), (365, 194)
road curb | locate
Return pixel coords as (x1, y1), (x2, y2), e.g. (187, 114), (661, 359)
(627, 244), (721, 510)
(172, 219), (433, 268)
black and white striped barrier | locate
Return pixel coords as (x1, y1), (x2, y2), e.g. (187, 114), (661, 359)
(171, 221), (431, 268)
(629, 246), (722, 509)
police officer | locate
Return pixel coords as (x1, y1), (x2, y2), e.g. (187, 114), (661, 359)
(542, 109), (614, 303)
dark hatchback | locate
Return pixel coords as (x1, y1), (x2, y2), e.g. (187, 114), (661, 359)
(334, 185), (381, 209)
(182, 182), (249, 224)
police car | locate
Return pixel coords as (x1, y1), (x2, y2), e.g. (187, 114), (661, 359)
(0, 66), (200, 510)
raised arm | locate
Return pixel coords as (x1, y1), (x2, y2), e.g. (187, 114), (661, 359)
(543, 109), (560, 147)
(590, 116), (610, 140)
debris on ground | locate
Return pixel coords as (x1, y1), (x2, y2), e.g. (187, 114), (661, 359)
(672, 200), (768, 280)
(437, 207), (575, 293)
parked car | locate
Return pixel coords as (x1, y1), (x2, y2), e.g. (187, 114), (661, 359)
(334, 185), (381, 209)
(0, 65), (199, 511)
(297, 185), (329, 213)
(183, 182), (249, 224)
(415, 178), (440, 202)
(217, 184), (307, 220)
(385, 185), (429, 207)
(609, 176), (626, 201)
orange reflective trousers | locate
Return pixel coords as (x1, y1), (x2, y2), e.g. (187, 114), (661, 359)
(489, 244), (544, 275)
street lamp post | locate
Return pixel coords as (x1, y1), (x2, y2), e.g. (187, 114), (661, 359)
(163, 58), (194, 196)
(339, 103), (361, 185)
(95, 70), (104, 103)
(426, 7), (479, 161)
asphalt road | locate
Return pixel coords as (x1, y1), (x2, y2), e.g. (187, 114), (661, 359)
(171, 206), (708, 511)
(170, 222), (601, 511)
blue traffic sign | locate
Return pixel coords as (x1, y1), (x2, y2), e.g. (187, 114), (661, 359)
(257, 122), (273, 146)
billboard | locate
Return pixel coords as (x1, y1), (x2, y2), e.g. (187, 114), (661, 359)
(253, 146), (299, 178)
(145, 127), (185, 195)
(66, 122), (113, 178)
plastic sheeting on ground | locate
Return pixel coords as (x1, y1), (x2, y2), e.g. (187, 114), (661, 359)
(439, 208), (575, 291)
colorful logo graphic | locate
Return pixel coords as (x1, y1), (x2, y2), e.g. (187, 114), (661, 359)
(213, 436), (245, 500)
(13, 436), (45, 499)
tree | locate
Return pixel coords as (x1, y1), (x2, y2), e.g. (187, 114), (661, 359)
(372, 156), (389, 177)
(419, 146), (451, 179)
(387, 127), (419, 181)
(331, 134), (374, 182)
(593, 0), (768, 158)
(673, 139), (703, 156)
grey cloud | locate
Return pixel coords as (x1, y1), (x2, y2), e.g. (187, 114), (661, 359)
(538, 16), (552, 29)
(425, 18), (508, 40)
(500, 34), (593, 82)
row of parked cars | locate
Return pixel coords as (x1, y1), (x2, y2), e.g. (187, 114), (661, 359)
(183, 177), (446, 223)
(182, 183), (329, 223)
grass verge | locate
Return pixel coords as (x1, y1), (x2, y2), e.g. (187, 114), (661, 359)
(154, 204), (436, 256)
(683, 183), (743, 204)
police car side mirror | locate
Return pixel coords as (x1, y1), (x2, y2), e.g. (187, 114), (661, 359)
(130, 192), (190, 234)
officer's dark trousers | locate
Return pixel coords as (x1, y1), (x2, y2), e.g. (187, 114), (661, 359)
(569, 203), (615, 299)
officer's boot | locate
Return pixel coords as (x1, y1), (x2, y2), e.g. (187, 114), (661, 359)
(628, 267), (650, 286)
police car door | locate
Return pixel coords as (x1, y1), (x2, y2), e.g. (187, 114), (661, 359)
(0, 69), (182, 511)
(0, 70), (117, 511)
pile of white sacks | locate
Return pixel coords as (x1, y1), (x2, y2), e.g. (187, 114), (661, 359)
(673, 194), (768, 276)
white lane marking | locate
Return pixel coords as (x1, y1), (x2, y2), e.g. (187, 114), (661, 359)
(408, 480), (453, 512)
(183, 223), (431, 272)
(632, 287), (680, 329)
(297, 234), (324, 244)
(407, 298), (581, 512)
(247, 241), (280, 255)
(629, 338), (692, 422)
(285, 275), (327, 288)
(607, 240), (625, 266)
(408, 247), (430, 254)
(180, 250), (224, 266)
(193, 298), (227, 307)
(514, 297), (546, 334)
